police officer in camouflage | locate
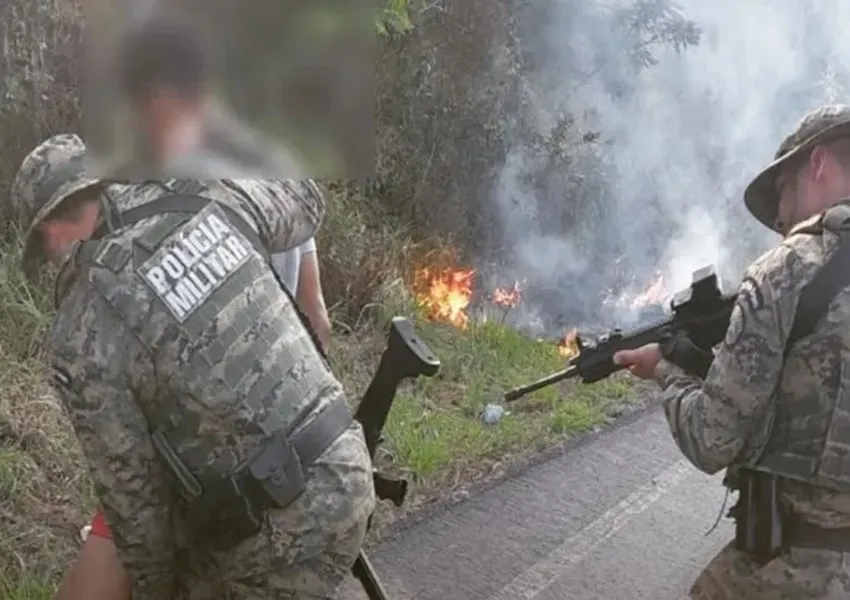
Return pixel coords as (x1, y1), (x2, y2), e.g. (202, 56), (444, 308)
(614, 104), (850, 598)
(16, 133), (376, 599)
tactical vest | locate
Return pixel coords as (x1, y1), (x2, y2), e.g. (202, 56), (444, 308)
(753, 202), (850, 493)
(73, 180), (351, 545)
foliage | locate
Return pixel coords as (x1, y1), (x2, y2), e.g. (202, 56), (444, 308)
(376, 0), (414, 37)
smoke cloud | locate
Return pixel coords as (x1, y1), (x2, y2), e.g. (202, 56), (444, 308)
(489, 0), (848, 336)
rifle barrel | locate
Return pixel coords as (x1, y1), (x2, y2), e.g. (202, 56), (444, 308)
(503, 365), (578, 402)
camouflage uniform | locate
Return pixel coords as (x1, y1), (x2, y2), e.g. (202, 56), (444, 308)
(653, 106), (850, 599)
(15, 136), (376, 599)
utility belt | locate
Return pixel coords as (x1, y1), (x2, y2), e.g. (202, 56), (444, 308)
(152, 399), (353, 552)
(730, 467), (850, 561)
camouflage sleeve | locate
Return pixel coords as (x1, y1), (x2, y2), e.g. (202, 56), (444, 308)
(223, 178), (326, 254)
(49, 288), (175, 599)
(654, 243), (808, 475)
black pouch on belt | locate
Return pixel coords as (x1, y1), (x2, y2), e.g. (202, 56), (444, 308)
(166, 400), (352, 552)
(188, 431), (308, 552)
(154, 429), (302, 553)
(732, 468), (785, 561)
(191, 475), (267, 552)
(244, 429), (307, 508)
(241, 398), (354, 512)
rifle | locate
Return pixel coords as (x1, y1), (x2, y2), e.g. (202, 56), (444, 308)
(503, 265), (736, 402)
(350, 316), (441, 600)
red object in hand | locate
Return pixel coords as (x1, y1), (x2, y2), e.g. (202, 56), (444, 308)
(89, 509), (113, 539)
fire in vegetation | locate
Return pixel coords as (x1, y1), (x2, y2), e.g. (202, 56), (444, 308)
(632, 272), (667, 307)
(604, 271), (667, 309)
(411, 265), (476, 330)
(410, 261), (525, 331)
(557, 328), (580, 359)
(410, 258), (669, 360)
(554, 272), (670, 360)
(491, 281), (522, 308)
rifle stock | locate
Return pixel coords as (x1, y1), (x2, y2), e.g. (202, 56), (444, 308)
(350, 316), (441, 600)
(355, 316), (441, 456)
(504, 265), (736, 403)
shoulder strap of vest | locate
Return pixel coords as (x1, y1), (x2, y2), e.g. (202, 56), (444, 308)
(785, 212), (850, 352)
(88, 187), (329, 362)
(92, 193), (270, 263)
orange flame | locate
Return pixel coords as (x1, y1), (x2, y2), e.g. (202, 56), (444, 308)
(603, 271), (668, 310)
(557, 328), (579, 358)
(491, 281), (522, 308)
(632, 273), (666, 308)
(412, 266), (475, 329)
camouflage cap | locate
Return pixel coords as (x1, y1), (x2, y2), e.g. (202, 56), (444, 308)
(14, 134), (101, 274)
(744, 104), (850, 232)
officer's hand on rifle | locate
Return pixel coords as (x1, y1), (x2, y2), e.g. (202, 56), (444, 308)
(612, 344), (662, 379)
(657, 330), (714, 379)
(614, 331), (714, 380)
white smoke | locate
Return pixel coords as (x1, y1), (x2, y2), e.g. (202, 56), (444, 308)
(490, 0), (849, 332)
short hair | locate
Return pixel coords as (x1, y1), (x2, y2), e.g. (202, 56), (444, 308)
(116, 13), (211, 105)
(785, 136), (850, 177)
(824, 136), (850, 166)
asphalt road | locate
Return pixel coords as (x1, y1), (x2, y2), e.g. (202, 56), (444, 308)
(339, 404), (734, 600)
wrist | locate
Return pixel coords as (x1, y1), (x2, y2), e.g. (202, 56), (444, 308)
(654, 357), (680, 382)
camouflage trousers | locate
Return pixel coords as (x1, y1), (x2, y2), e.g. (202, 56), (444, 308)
(690, 540), (850, 599)
(173, 424), (376, 599)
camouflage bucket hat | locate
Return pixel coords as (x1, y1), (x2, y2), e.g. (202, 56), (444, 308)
(744, 104), (850, 232)
(13, 134), (101, 275)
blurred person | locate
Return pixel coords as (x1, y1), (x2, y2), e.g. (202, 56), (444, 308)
(97, 10), (301, 181)
(613, 104), (850, 598)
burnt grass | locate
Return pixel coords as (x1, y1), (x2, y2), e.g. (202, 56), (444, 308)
(0, 232), (645, 598)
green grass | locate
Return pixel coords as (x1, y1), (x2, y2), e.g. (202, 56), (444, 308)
(328, 281), (642, 514)
(0, 575), (54, 600)
(374, 318), (635, 496)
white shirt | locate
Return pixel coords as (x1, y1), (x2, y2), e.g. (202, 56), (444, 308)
(270, 237), (317, 295)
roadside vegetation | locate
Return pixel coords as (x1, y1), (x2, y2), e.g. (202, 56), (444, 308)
(0, 0), (700, 595)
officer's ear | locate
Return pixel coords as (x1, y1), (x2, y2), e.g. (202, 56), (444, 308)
(809, 145), (831, 182)
(822, 138), (850, 182)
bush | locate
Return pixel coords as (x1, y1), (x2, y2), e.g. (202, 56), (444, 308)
(316, 182), (415, 325)
(0, 0), (83, 225)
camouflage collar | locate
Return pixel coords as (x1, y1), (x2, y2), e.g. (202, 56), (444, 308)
(786, 198), (850, 238)
(52, 241), (84, 309)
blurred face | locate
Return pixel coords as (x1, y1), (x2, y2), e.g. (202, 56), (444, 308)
(775, 144), (850, 236)
(135, 87), (205, 163)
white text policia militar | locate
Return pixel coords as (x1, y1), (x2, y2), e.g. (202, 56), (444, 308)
(140, 205), (252, 322)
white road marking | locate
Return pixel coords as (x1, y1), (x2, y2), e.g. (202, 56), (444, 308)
(485, 459), (694, 600)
